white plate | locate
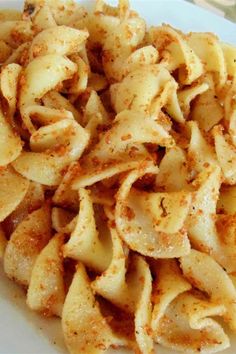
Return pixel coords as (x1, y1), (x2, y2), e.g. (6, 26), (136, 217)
(0, 1), (236, 353)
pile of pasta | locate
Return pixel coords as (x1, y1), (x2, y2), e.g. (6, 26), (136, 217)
(1, 0), (236, 353)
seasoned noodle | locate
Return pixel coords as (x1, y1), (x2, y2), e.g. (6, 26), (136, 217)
(0, 0), (236, 353)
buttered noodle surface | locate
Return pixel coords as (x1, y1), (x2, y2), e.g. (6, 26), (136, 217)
(0, 0), (236, 353)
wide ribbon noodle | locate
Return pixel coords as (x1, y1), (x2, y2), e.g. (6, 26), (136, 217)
(0, 0), (236, 354)
(151, 259), (229, 353)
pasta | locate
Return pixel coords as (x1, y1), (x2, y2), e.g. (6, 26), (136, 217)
(151, 259), (229, 353)
(0, 0), (236, 354)
(27, 232), (65, 316)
